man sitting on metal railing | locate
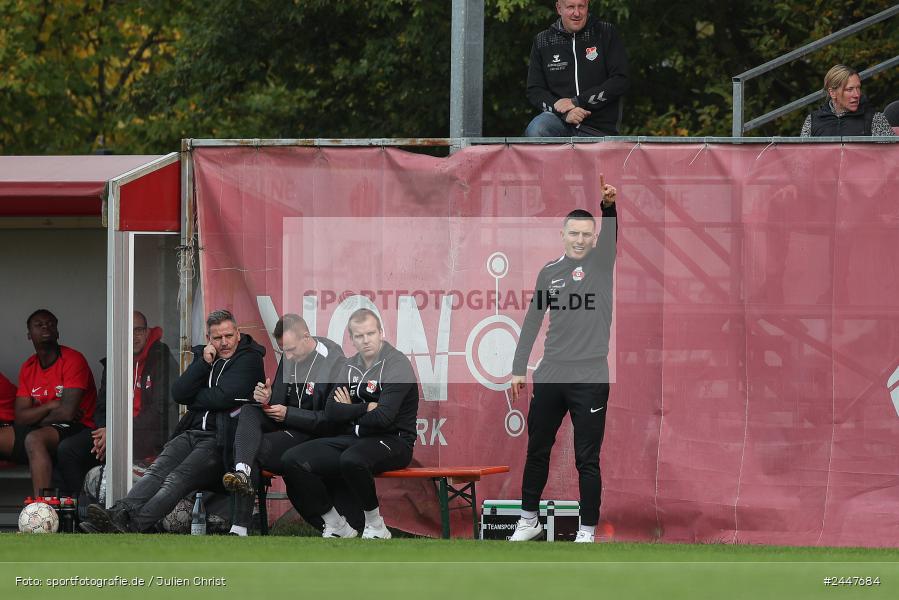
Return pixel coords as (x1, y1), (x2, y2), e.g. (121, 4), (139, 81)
(524, 0), (629, 138)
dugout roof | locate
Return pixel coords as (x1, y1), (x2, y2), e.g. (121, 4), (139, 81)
(0, 154), (180, 230)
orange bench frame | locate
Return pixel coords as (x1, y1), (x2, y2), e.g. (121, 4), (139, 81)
(258, 465), (510, 539)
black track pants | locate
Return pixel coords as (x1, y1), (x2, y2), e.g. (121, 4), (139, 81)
(232, 424), (312, 528)
(233, 404), (287, 468)
(521, 367), (610, 526)
(281, 434), (412, 516)
(55, 428), (100, 497)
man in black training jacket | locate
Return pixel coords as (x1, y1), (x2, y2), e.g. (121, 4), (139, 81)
(281, 308), (418, 539)
(222, 313), (355, 536)
(82, 309), (264, 533)
(509, 177), (618, 543)
(524, 0), (628, 137)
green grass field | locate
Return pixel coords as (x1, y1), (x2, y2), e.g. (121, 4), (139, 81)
(1, 533), (897, 599)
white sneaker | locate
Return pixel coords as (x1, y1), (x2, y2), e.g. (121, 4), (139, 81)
(574, 530), (595, 543)
(361, 517), (392, 539)
(509, 518), (544, 542)
(322, 518), (358, 538)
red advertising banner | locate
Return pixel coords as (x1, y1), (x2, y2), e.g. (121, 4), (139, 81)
(193, 142), (899, 546)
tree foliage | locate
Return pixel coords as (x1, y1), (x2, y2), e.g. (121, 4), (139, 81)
(0, 0), (182, 153)
(1, 0), (897, 153)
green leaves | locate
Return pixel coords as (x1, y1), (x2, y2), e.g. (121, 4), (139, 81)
(0, 0), (181, 153)
(1, 0), (897, 153)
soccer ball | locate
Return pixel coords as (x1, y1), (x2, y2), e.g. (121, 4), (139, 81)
(19, 502), (59, 534)
(82, 465), (106, 505)
(160, 499), (192, 533)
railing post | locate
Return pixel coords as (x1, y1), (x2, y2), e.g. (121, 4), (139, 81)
(450, 0), (484, 148)
(732, 77), (744, 137)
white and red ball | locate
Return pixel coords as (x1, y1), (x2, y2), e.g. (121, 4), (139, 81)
(18, 502), (59, 534)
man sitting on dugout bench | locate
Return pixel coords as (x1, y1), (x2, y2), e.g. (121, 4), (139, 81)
(55, 310), (177, 498)
(82, 309), (264, 533)
(222, 313), (362, 536)
(11, 309), (97, 497)
(281, 308), (419, 539)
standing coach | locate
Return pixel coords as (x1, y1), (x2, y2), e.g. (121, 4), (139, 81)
(509, 177), (618, 543)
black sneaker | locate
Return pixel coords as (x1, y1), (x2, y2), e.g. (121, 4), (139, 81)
(86, 504), (130, 534)
(222, 471), (254, 496)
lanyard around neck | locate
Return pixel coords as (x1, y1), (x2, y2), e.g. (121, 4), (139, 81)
(292, 348), (319, 402)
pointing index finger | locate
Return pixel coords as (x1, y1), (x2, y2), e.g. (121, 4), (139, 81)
(600, 173), (605, 189)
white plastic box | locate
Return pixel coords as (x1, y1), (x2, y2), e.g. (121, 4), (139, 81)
(480, 499), (580, 541)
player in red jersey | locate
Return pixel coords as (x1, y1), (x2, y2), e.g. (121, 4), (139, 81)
(14, 309), (97, 496)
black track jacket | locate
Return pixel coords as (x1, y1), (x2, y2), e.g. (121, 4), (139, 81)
(513, 203), (618, 376)
(270, 336), (345, 436)
(325, 341), (419, 447)
(526, 15), (629, 134)
(170, 334), (266, 454)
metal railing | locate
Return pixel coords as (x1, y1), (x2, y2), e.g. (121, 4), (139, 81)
(184, 136), (899, 149)
(732, 4), (899, 136)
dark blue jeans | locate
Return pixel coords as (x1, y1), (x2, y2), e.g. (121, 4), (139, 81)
(523, 112), (607, 137)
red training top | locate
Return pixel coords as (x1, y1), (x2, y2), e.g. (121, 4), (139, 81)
(0, 372), (16, 422)
(132, 325), (163, 416)
(16, 346), (97, 429)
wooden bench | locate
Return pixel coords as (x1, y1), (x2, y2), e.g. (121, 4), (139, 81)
(258, 465), (510, 539)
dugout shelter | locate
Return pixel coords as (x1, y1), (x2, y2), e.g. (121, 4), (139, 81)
(0, 153), (182, 522)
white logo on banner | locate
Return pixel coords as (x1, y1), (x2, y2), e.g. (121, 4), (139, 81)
(256, 250), (532, 439)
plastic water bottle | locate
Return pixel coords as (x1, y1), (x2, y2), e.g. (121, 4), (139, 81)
(191, 492), (207, 536)
(58, 497), (77, 533)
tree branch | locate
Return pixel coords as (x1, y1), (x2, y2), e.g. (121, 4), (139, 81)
(110, 25), (163, 102)
(32, 0), (50, 54)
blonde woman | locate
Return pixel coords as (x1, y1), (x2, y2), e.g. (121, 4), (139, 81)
(801, 64), (894, 137)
